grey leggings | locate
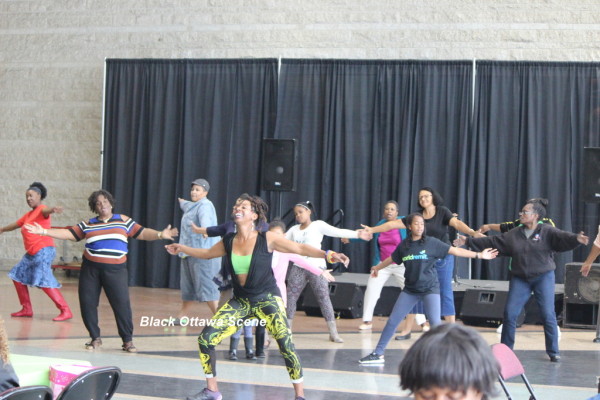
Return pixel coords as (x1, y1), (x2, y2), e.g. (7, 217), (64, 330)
(286, 264), (335, 321)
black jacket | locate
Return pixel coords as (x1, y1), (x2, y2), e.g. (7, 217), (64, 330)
(466, 223), (580, 280)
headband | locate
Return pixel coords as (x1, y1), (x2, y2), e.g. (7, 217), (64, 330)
(28, 186), (42, 195)
(295, 203), (310, 210)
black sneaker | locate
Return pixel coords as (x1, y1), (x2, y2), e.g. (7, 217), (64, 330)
(395, 333), (411, 340)
(550, 355), (561, 363)
(358, 352), (384, 364)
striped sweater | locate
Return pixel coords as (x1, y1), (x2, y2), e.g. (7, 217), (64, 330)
(69, 214), (143, 264)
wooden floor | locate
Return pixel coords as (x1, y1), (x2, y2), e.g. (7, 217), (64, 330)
(1, 270), (599, 400)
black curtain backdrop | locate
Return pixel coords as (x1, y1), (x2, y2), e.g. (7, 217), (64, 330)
(102, 58), (600, 288)
(269, 60), (473, 273)
(468, 61), (600, 282)
(103, 59), (278, 287)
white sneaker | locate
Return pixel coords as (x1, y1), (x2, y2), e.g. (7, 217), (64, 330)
(359, 322), (372, 330)
(414, 313), (427, 326)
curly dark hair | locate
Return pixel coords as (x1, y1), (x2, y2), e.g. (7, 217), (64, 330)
(237, 193), (268, 225)
(28, 181), (47, 200)
(87, 190), (115, 213)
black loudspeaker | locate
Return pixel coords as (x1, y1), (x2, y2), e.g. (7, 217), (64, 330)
(260, 139), (297, 191)
(460, 289), (525, 327)
(301, 282), (363, 319)
(583, 147), (600, 203)
(373, 287), (402, 316)
(563, 262), (600, 329)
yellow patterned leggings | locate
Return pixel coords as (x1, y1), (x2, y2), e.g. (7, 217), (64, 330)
(197, 293), (303, 383)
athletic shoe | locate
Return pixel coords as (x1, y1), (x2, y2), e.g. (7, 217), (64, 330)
(186, 388), (223, 400)
(550, 355), (561, 363)
(358, 322), (372, 330)
(358, 352), (384, 364)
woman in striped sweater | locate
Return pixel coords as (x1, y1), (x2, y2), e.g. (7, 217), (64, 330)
(25, 189), (178, 353)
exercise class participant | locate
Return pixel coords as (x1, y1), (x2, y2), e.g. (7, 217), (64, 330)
(343, 200), (426, 336)
(359, 212), (497, 364)
(286, 201), (370, 343)
(165, 194), (349, 400)
(192, 195), (269, 361)
(362, 187), (484, 326)
(25, 189), (178, 352)
(0, 181), (72, 321)
(455, 198), (588, 362)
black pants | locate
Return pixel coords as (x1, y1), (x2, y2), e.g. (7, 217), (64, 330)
(79, 260), (133, 342)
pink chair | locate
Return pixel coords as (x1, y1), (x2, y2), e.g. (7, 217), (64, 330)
(491, 343), (537, 400)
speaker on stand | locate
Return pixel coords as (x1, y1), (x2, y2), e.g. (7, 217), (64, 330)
(260, 139), (298, 217)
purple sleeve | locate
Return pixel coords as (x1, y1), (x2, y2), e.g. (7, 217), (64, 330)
(206, 221), (231, 237)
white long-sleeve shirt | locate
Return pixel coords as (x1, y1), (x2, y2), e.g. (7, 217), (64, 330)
(285, 220), (358, 269)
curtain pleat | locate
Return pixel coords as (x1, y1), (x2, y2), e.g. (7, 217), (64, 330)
(103, 58), (600, 287)
(103, 59), (278, 287)
(468, 61), (600, 281)
(271, 60), (473, 272)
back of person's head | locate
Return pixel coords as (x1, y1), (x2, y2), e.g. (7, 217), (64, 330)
(399, 323), (499, 400)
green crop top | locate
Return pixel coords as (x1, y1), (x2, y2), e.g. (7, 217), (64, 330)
(231, 253), (252, 275)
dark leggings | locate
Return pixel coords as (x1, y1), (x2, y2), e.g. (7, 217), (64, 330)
(79, 261), (133, 342)
(286, 264), (335, 321)
(198, 293), (303, 383)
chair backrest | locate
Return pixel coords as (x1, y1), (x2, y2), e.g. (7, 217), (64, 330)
(0, 385), (53, 400)
(55, 366), (121, 400)
(491, 343), (525, 380)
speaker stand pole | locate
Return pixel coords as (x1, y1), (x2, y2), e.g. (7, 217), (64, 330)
(272, 191), (283, 219)
(278, 191), (283, 219)
(594, 298), (600, 343)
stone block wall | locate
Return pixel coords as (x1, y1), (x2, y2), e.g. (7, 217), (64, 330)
(1, 0), (599, 264)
